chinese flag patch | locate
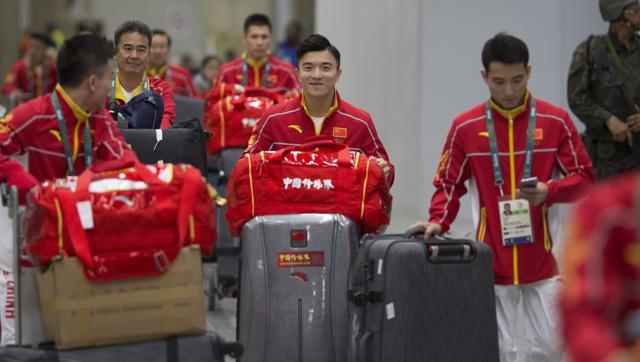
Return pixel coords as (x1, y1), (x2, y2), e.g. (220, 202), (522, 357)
(332, 127), (347, 139)
(534, 128), (543, 141)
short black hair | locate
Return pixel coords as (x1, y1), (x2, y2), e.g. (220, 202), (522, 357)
(296, 34), (341, 69)
(201, 54), (222, 68)
(481, 33), (529, 71)
(114, 20), (152, 47)
(76, 20), (103, 36)
(244, 13), (272, 33)
(152, 29), (172, 48)
(57, 34), (116, 88)
(29, 32), (54, 47)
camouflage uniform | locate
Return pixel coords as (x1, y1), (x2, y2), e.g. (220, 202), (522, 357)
(567, 29), (640, 179)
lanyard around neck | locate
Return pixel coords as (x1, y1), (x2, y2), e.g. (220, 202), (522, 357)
(485, 97), (536, 187)
(242, 55), (270, 87)
(51, 92), (92, 176)
(110, 72), (149, 110)
(28, 66), (47, 97)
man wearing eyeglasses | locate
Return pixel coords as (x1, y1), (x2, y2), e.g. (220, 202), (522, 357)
(568, 0), (640, 179)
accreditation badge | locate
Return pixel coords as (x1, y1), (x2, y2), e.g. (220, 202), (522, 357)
(498, 199), (533, 246)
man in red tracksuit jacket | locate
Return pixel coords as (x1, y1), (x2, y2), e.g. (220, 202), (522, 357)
(108, 21), (175, 128)
(208, 13), (301, 103)
(244, 34), (393, 185)
(2, 33), (57, 107)
(562, 172), (640, 362)
(148, 29), (198, 98)
(412, 33), (594, 361)
(0, 34), (136, 191)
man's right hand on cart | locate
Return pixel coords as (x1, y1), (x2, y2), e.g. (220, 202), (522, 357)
(0, 157), (37, 205)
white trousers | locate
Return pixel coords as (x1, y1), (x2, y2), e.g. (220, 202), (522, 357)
(495, 276), (562, 362)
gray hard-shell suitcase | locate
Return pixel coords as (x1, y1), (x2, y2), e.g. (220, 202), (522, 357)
(0, 185), (243, 362)
(238, 214), (359, 362)
(348, 228), (499, 362)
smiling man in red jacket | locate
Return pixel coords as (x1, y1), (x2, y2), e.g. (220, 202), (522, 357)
(245, 34), (393, 185)
(412, 33), (594, 361)
(108, 21), (175, 128)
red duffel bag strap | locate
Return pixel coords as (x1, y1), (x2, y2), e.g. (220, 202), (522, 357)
(269, 138), (352, 166)
(356, 155), (391, 233)
(55, 163), (203, 281)
(242, 87), (280, 100)
(224, 154), (254, 236)
(176, 165), (203, 246)
(75, 159), (163, 194)
(56, 188), (96, 270)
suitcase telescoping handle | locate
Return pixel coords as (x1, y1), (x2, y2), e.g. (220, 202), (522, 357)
(404, 226), (477, 264)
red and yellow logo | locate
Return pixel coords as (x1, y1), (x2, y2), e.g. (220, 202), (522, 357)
(0, 113), (13, 135)
(3, 73), (14, 85)
(288, 124), (303, 134)
(434, 150), (449, 182)
(277, 251), (324, 267)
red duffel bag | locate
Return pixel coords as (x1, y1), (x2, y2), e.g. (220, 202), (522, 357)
(24, 160), (216, 281)
(226, 139), (392, 236)
(204, 87), (285, 155)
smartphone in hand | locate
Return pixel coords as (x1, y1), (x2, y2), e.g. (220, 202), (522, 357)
(520, 176), (539, 188)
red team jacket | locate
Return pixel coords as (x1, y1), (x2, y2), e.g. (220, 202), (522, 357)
(562, 173), (640, 362)
(106, 76), (176, 129)
(148, 64), (197, 98)
(2, 59), (57, 101)
(2, 87), (136, 182)
(245, 91), (395, 185)
(429, 96), (593, 285)
(209, 54), (301, 102)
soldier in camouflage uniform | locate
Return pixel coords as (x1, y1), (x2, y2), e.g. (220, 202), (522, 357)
(568, 0), (640, 179)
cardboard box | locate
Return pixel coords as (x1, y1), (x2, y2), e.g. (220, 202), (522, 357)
(37, 246), (206, 350)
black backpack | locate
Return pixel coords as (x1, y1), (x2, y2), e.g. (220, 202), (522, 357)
(111, 90), (164, 129)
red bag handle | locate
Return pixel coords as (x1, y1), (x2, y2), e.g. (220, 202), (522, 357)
(76, 160), (163, 195)
(89, 159), (136, 173)
(232, 88), (284, 109)
(269, 139), (352, 166)
(242, 87), (279, 99)
(56, 164), (203, 280)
